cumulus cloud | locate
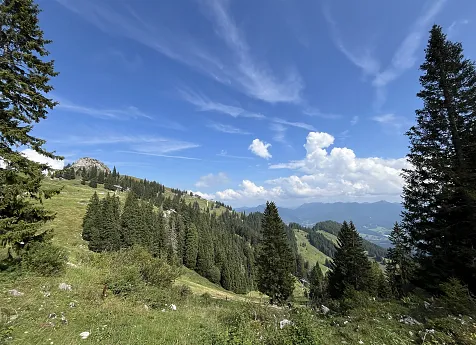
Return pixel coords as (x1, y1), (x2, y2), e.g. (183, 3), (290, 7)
(195, 172), (229, 188)
(190, 191), (216, 200)
(215, 180), (282, 200)
(21, 149), (65, 170)
(213, 131), (410, 204)
(248, 139), (272, 159)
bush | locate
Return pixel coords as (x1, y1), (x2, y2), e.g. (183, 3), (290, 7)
(141, 257), (179, 288)
(207, 265), (221, 284)
(339, 287), (372, 312)
(439, 278), (475, 316)
(105, 246), (179, 296)
(22, 242), (67, 276)
(179, 285), (192, 299)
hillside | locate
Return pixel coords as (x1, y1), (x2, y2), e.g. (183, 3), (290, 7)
(237, 202), (401, 247)
(294, 229), (330, 272)
(1, 179), (474, 344)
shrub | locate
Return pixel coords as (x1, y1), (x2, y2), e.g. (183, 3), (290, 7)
(105, 263), (143, 296)
(22, 242), (67, 276)
(141, 257), (179, 288)
(339, 287), (372, 312)
(207, 265), (221, 284)
(179, 285), (192, 299)
(439, 278), (475, 316)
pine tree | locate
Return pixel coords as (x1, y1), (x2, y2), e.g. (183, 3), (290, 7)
(97, 170), (105, 184)
(82, 192), (100, 241)
(256, 201), (294, 305)
(309, 263), (324, 305)
(327, 221), (372, 299)
(89, 194), (120, 252)
(402, 25), (476, 293)
(0, 0), (61, 256)
(386, 223), (414, 297)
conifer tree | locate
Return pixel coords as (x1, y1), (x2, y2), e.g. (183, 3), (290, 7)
(120, 192), (141, 248)
(88, 178), (97, 188)
(386, 223), (414, 297)
(0, 0), (61, 256)
(309, 263), (325, 305)
(402, 25), (476, 293)
(184, 223), (198, 269)
(256, 201), (294, 305)
(327, 221), (372, 299)
(89, 194), (120, 252)
(82, 192), (100, 241)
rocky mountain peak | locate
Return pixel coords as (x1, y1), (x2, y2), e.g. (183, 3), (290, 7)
(71, 157), (110, 173)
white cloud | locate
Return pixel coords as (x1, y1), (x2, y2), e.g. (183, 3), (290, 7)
(56, 97), (185, 130)
(56, 0), (302, 104)
(21, 149), (65, 170)
(213, 131), (410, 204)
(248, 139), (272, 159)
(350, 116), (359, 125)
(217, 150), (254, 160)
(191, 191), (216, 200)
(448, 19), (469, 37)
(207, 122), (251, 135)
(372, 113), (412, 133)
(324, 0), (446, 108)
(195, 172), (229, 188)
(179, 89), (265, 119)
(53, 135), (199, 153)
(272, 118), (316, 131)
(302, 107), (342, 120)
(270, 123), (287, 143)
(215, 180), (283, 201)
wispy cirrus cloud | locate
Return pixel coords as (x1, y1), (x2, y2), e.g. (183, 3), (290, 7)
(56, 0), (303, 104)
(324, 0), (447, 108)
(272, 118), (316, 131)
(179, 89), (264, 119)
(52, 135), (199, 154)
(448, 19), (469, 37)
(207, 122), (251, 135)
(372, 113), (412, 134)
(56, 98), (185, 130)
(270, 123), (287, 144)
(217, 150), (254, 160)
(302, 107), (342, 119)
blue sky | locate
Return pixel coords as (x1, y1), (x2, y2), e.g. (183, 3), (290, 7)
(30, 0), (475, 207)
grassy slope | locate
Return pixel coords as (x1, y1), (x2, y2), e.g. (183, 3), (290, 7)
(294, 229), (331, 272)
(2, 179), (473, 344)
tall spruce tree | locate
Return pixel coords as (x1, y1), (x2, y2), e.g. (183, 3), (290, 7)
(309, 263), (325, 305)
(184, 223), (198, 269)
(402, 25), (476, 293)
(0, 0), (61, 256)
(82, 192), (100, 241)
(327, 221), (371, 299)
(120, 192), (141, 248)
(256, 201), (294, 305)
(386, 222), (414, 297)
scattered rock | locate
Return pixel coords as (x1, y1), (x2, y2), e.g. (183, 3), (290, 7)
(79, 331), (90, 340)
(279, 319), (292, 329)
(170, 304), (177, 311)
(48, 313), (57, 319)
(8, 289), (24, 296)
(66, 262), (79, 268)
(321, 305), (330, 315)
(161, 309), (166, 312)
(424, 301), (431, 309)
(358, 341), (364, 344)
(144, 304), (149, 310)
(343, 320), (349, 325)
(61, 312), (68, 325)
(43, 291), (51, 298)
(69, 302), (76, 308)
(399, 315), (421, 325)
(58, 283), (72, 291)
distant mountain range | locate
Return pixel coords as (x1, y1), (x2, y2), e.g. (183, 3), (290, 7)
(236, 201), (402, 248)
